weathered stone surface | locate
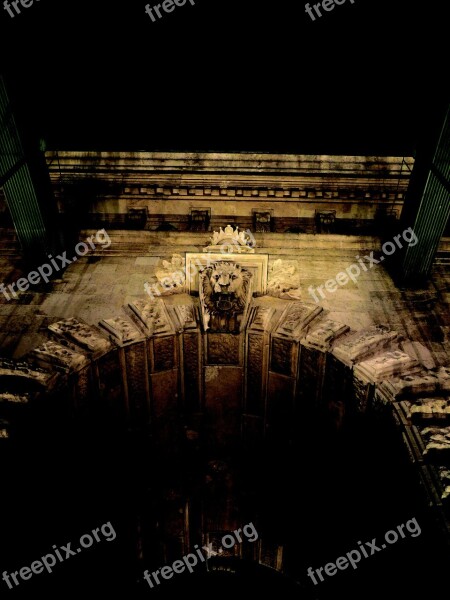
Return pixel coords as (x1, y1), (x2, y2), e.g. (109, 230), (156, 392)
(246, 334), (265, 416)
(247, 305), (276, 332)
(152, 336), (176, 372)
(31, 341), (88, 372)
(267, 259), (301, 299)
(438, 467), (450, 502)
(400, 340), (436, 370)
(353, 350), (420, 384)
(421, 426), (450, 463)
(99, 316), (143, 346)
(0, 358), (56, 389)
(378, 371), (440, 402)
(129, 299), (173, 336)
(204, 366), (243, 446)
(275, 302), (322, 340)
(124, 342), (149, 423)
(206, 333), (241, 365)
(438, 366), (450, 392)
(182, 331), (201, 412)
(0, 419), (9, 439)
(0, 392), (29, 404)
(173, 304), (198, 331)
(332, 325), (398, 367)
(270, 338), (295, 376)
(407, 398), (450, 424)
(48, 317), (111, 356)
(302, 318), (349, 351)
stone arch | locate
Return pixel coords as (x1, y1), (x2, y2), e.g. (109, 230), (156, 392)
(1, 294), (450, 546)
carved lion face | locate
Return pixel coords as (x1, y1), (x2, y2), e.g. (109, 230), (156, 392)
(209, 262), (244, 296)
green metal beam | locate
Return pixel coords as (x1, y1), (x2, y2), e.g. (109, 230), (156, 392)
(397, 104), (450, 284)
(0, 76), (57, 258)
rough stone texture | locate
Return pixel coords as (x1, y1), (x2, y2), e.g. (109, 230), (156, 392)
(1, 230), (450, 539)
(46, 152), (412, 230)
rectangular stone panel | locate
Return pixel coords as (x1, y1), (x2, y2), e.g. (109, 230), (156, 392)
(95, 349), (124, 420)
(183, 332), (201, 412)
(204, 366), (243, 447)
(246, 333), (265, 416)
(267, 373), (295, 442)
(125, 341), (150, 424)
(296, 346), (326, 411)
(152, 335), (176, 372)
(270, 337), (295, 376)
(150, 369), (180, 446)
(206, 333), (241, 365)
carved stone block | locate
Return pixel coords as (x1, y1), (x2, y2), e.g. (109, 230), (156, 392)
(0, 358), (57, 390)
(377, 371), (439, 402)
(125, 342), (150, 422)
(0, 392), (29, 405)
(246, 334), (265, 416)
(437, 366), (450, 393)
(302, 318), (350, 351)
(437, 467), (450, 502)
(31, 341), (89, 372)
(270, 338), (294, 376)
(203, 225), (255, 253)
(420, 426), (450, 463)
(331, 325), (398, 367)
(129, 299), (174, 336)
(353, 350), (420, 384)
(407, 398), (450, 424)
(183, 332), (201, 412)
(173, 303), (199, 332)
(247, 306), (276, 332)
(297, 346), (326, 410)
(48, 317), (112, 357)
(266, 373), (295, 441)
(99, 316), (143, 346)
(274, 302), (322, 340)
(152, 336), (176, 372)
(206, 333), (241, 365)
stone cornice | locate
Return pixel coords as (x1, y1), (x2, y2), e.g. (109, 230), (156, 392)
(45, 151), (413, 203)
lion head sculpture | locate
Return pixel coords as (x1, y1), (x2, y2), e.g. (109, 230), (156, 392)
(199, 261), (253, 332)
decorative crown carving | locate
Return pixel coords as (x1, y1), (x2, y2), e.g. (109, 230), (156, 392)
(203, 226), (255, 253)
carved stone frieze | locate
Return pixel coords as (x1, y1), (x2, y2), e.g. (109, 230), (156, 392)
(100, 316), (143, 346)
(31, 341), (89, 372)
(332, 325), (398, 367)
(48, 317), (112, 356)
(129, 299), (173, 336)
